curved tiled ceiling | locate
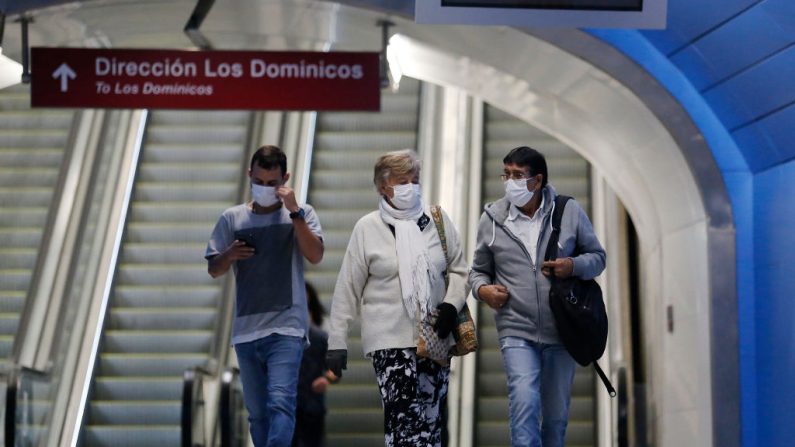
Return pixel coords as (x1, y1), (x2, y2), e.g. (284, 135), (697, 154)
(636, 0), (794, 173)
(338, 0), (795, 174)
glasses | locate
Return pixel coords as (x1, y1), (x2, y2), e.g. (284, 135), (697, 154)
(500, 172), (536, 181)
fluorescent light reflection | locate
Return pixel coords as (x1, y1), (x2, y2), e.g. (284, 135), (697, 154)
(386, 34), (404, 91)
(0, 47), (23, 90)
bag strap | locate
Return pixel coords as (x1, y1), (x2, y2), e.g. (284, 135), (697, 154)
(594, 362), (617, 397)
(544, 196), (616, 397)
(430, 205), (450, 288)
(543, 195), (572, 262)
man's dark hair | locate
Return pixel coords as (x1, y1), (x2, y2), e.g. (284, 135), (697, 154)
(250, 145), (287, 175)
(503, 146), (548, 188)
(305, 282), (324, 326)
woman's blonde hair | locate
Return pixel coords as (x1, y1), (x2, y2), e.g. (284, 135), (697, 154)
(373, 149), (421, 191)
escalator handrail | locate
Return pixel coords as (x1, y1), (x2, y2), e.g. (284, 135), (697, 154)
(12, 108), (89, 369)
(4, 365), (49, 447)
(181, 365), (213, 447)
(46, 109), (150, 447)
(219, 367), (241, 447)
(617, 366), (629, 447)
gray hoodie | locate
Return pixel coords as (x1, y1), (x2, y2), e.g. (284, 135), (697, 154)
(469, 184), (606, 345)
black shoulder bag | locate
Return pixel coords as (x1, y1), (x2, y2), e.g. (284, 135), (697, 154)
(545, 195), (615, 397)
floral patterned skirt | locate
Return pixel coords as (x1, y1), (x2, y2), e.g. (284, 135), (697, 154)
(371, 348), (450, 447)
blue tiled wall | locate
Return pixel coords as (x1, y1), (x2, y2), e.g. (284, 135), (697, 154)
(753, 160), (795, 447)
(591, 28), (757, 447)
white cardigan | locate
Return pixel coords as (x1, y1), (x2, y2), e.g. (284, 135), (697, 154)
(327, 207), (470, 356)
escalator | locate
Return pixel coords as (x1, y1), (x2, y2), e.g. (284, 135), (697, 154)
(475, 105), (595, 447)
(0, 84), (75, 371)
(304, 77), (422, 446)
(80, 110), (253, 446)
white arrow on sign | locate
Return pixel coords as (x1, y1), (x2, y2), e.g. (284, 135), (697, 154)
(52, 63), (77, 92)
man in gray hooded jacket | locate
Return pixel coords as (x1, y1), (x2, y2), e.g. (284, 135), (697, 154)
(469, 146), (605, 447)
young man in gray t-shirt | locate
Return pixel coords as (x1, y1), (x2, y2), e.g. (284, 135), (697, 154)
(205, 145), (323, 446)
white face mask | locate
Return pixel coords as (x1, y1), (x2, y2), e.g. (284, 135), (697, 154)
(505, 179), (534, 207)
(389, 183), (421, 210)
(251, 184), (280, 207)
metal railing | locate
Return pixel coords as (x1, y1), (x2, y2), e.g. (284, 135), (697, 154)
(4, 108), (139, 446)
(219, 367), (247, 447)
(617, 366), (628, 447)
(181, 365), (248, 447)
(60, 109), (149, 446)
(3, 366), (49, 447)
(182, 366), (214, 447)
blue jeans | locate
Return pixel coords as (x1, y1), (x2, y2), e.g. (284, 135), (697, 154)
(235, 333), (304, 447)
(499, 336), (577, 447)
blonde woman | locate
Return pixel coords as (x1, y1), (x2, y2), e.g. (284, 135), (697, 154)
(325, 149), (469, 447)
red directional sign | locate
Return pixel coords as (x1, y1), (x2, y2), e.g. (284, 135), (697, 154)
(31, 47), (380, 111)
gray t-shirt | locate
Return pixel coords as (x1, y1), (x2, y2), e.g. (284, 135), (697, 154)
(205, 203), (323, 345)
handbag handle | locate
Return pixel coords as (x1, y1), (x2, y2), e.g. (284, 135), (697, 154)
(430, 205), (449, 288)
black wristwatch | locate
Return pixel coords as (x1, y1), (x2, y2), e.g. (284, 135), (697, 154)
(289, 207), (305, 220)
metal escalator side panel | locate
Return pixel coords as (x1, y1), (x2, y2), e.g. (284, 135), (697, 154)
(0, 84), (75, 371)
(79, 110), (254, 447)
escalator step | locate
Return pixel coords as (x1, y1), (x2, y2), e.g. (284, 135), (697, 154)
(98, 353), (208, 377)
(88, 401), (181, 425)
(93, 377), (182, 401)
(83, 426), (180, 447)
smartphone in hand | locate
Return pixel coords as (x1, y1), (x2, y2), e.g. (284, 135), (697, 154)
(234, 230), (257, 254)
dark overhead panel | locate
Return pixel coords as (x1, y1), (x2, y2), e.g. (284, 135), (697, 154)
(184, 0), (215, 50)
(1, 0), (97, 16)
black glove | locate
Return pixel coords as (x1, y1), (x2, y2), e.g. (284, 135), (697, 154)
(433, 302), (458, 339)
(325, 349), (348, 379)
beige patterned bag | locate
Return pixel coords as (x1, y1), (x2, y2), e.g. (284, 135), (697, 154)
(416, 206), (478, 366)
(417, 305), (453, 366)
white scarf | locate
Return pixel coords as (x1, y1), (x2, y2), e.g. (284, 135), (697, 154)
(379, 198), (437, 320)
